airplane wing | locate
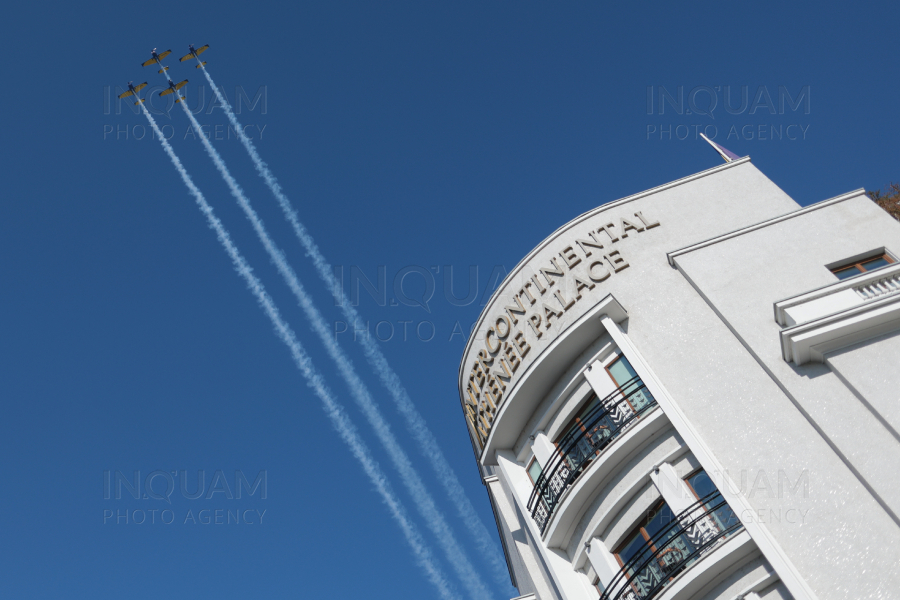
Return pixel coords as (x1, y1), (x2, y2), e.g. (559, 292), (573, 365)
(175, 79), (189, 90)
(141, 57), (157, 67)
(158, 49), (172, 60)
(195, 45), (209, 56)
(179, 52), (193, 62)
(134, 82), (148, 92)
(117, 89), (134, 99)
(159, 88), (173, 97)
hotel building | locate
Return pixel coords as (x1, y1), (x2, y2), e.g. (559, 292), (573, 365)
(457, 158), (900, 600)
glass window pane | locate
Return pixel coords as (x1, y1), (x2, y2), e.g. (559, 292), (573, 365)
(685, 470), (716, 499)
(618, 530), (650, 566)
(557, 395), (601, 445)
(644, 503), (677, 539)
(528, 459), (543, 484)
(576, 395), (601, 421)
(608, 356), (638, 387)
(833, 266), (862, 280)
(609, 355), (655, 410)
(861, 257), (890, 271)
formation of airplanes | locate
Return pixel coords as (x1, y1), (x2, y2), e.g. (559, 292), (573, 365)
(122, 45), (209, 104)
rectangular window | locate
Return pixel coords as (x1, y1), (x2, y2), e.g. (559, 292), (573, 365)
(606, 355), (654, 411)
(684, 469), (738, 531)
(829, 252), (894, 280)
(554, 393), (616, 470)
(614, 501), (692, 595)
(527, 457), (551, 528)
(527, 457), (543, 485)
(550, 355), (655, 479)
(615, 501), (679, 567)
(557, 393), (601, 442)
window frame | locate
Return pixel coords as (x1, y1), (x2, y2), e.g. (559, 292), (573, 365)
(683, 468), (738, 534)
(613, 499), (688, 597)
(827, 250), (895, 280)
(613, 500), (672, 568)
(604, 354), (643, 413)
(682, 468), (708, 501)
(553, 391), (601, 447)
(550, 351), (639, 461)
(526, 456), (543, 485)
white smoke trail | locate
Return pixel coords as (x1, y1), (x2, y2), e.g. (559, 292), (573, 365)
(138, 103), (458, 600)
(199, 66), (507, 584)
(174, 96), (493, 600)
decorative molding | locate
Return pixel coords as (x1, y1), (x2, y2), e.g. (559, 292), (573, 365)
(481, 294), (628, 465)
(461, 157), (752, 373)
(774, 263), (900, 326)
(650, 531), (754, 600)
(667, 189), (866, 267)
(779, 293), (900, 365)
(598, 316), (819, 600)
(543, 407), (668, 548)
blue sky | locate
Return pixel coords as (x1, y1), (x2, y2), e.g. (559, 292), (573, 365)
(2, 1), (898, 598)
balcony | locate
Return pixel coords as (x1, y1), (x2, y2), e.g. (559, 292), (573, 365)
(527, 376), (657, 534)
(774, 262), (900, 365)
(600, 492), (743, 600)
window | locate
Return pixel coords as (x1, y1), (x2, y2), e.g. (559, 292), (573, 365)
(554, 393), (616, 470)
(551, 355), (653, 478)
(614, 501), (691, 592)
(684, 469), (738, 532)
(615, 502), (679, 568)
(527, 457), (551, 526)
(557, 393), (602, 442)
(606, 355), (654, 412)
(527, 457), (543, 485)
(830, 252), (894, 280)
(606, 355), (639, 387)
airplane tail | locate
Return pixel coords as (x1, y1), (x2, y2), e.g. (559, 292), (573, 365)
(158, 66), (169, 74)
(134, 99), (145, 106)
(196, 61), (207, 69)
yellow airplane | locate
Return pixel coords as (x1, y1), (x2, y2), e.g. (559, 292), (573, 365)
(159, 79), (189, 104)
(142, 48), (172, 73)
(179, 44), (209, 68)
(117, 81), (149, 105)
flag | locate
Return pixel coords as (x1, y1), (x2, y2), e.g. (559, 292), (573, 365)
(700, 132), (741, 163)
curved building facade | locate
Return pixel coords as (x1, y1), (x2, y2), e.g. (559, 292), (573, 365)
(458, 159), (900, 600)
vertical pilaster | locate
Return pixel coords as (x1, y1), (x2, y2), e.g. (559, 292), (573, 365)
(584, 538), (621, 592)
(496, 450), (592, 600)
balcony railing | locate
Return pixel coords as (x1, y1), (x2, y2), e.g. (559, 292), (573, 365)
(854, 269), (900, 300)
(599, 491), (743, 600)
(527, 376), (656, 533)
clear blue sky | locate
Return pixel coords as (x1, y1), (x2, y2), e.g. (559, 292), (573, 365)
(2, 1), (897, 598)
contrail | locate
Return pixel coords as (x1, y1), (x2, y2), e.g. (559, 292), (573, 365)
(137, 103), (458, 600)
(174, 89), (493, 600)
(199, 65), (507, 583)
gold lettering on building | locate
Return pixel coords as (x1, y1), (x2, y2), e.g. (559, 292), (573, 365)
(464, 210), (661, 451)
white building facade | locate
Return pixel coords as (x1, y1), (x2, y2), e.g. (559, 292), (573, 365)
(457, 159), (900, 600)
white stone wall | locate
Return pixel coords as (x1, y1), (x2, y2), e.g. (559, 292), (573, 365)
(462, 160), (900, 600)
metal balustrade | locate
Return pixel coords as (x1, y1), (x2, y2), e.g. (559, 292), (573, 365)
(599, 492), (743, 600)
(527, 376), (656, 533)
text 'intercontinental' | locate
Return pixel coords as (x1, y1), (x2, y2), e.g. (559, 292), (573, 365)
(464, 211), (661, 450)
